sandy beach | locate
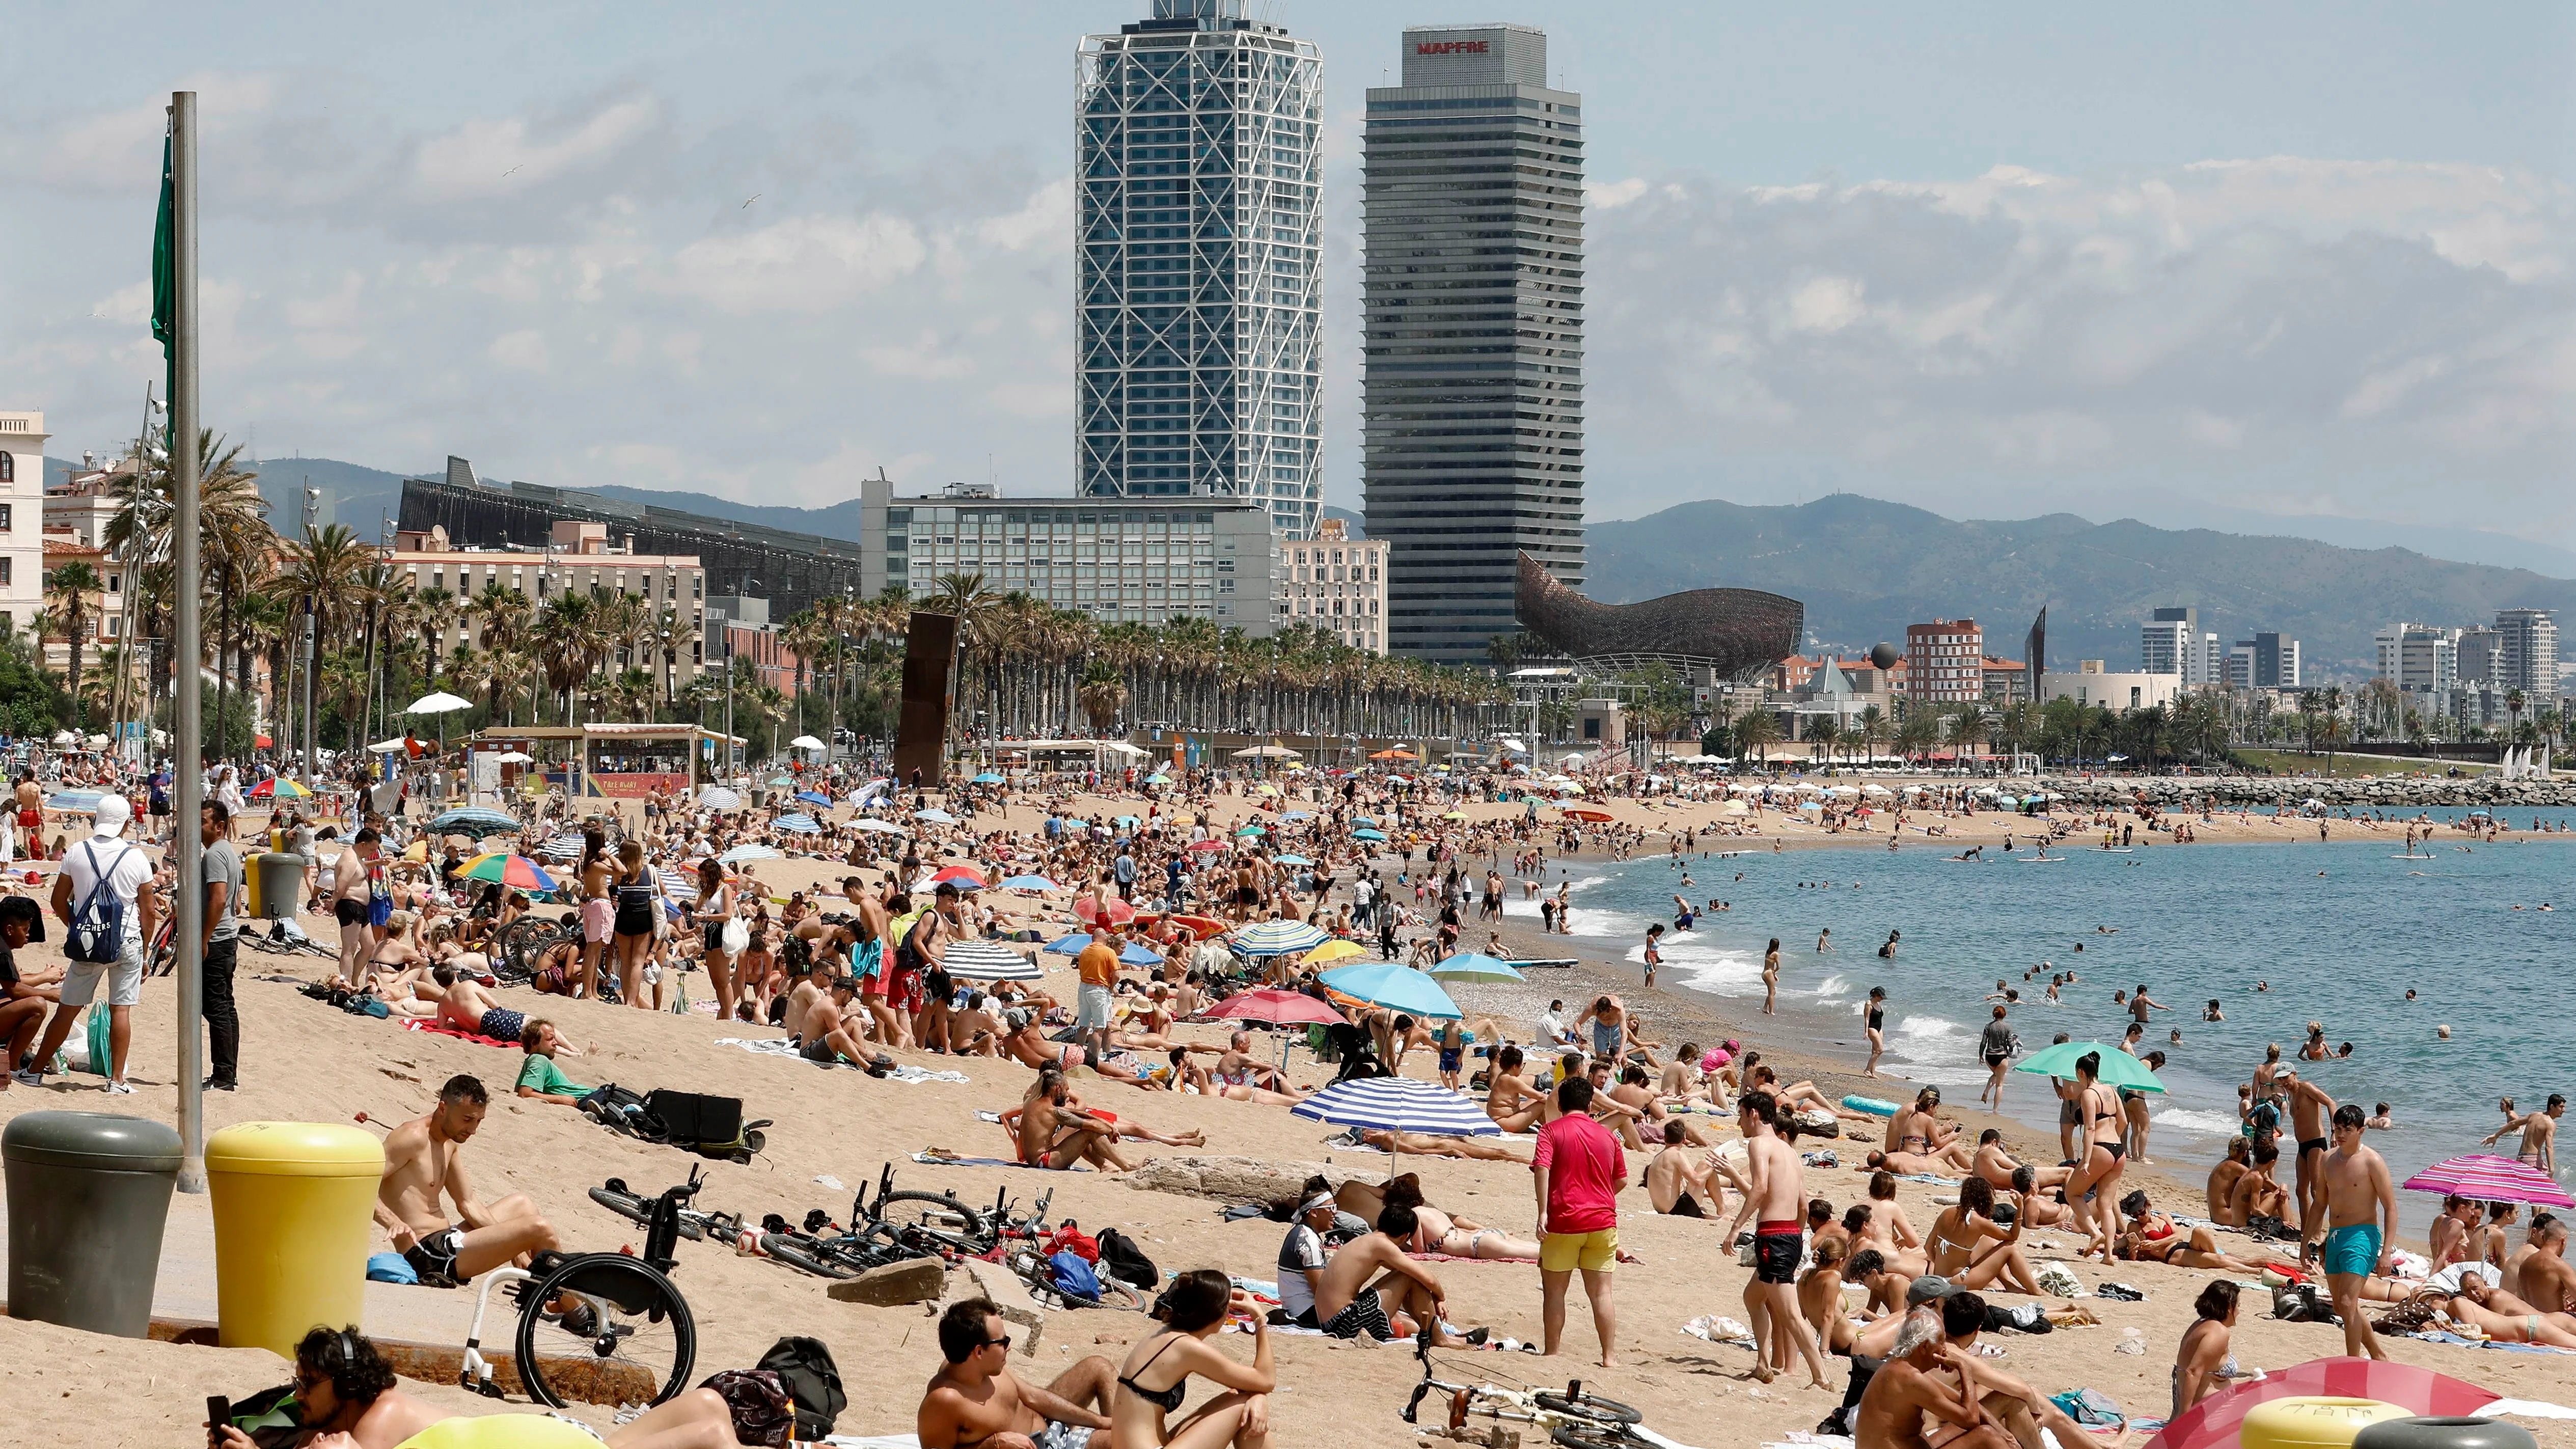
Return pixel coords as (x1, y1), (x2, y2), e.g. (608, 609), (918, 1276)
(0, 778), (2569, 1448)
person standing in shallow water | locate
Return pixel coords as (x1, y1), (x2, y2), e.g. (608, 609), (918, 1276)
(1864, 986), (1887, 1077)
(1762, 938), (1781, 1015)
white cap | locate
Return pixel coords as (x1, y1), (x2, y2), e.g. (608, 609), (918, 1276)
(90, 794), (131, 839)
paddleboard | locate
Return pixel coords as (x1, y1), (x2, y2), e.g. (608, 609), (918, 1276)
(1842, 1095), (1900, 1117)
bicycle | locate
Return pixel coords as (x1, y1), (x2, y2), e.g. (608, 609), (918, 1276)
(495, 912), (579, 986)
(1401, 1327), (1647, 1448)
(586, 1176), (743, 1247)
(461, 1167), (700, 1410)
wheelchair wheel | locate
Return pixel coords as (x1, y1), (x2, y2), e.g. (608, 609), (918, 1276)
(514, 1252), (695, 1410)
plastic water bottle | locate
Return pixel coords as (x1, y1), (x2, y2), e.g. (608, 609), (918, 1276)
(2116, 1327), (2146, 1356)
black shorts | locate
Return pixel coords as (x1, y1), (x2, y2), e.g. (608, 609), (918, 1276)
(615, 907), (655, 938)
(1753, 1230), (1801, 1286)
(1666, 1193), (1706, 1219)
(703, 923), (727, 952)
(403, 1226), (464, 1287)
(1321, 1288), (1393, 1341)
(335, 899), (367, 928)
(800, 1037), (840, 1064)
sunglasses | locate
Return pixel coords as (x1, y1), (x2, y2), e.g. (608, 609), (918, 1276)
(982, 1334), (1012, 1351)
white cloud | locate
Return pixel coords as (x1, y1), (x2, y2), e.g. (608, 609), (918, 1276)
(975, 180), (1073, 252)
(487, 329), (550, 372)
(662, 214), (928, 312)
(413, 99), (662, 199)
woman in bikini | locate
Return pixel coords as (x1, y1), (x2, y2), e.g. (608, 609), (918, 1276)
(1109, 1268), (1273, 1449)
(1483, 1046), (1549, 1133)
(577, 828), (616, 1000)
(610, 840), (660, 1011)
(2115, 1192), (2286, 1275)
(1381, 1175), (1541, 1262)
(692, 858), (738, 1022)
(1923, 1177), (2045, 1296)
(2063, 1052), (2126, 1263)
(1165, 1050), (1306, 1105)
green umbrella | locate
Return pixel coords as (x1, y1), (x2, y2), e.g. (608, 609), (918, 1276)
(2013, 1041), (2165, 1093)
(1428, 951), (1524, 983)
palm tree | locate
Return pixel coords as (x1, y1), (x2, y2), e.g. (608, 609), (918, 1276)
(280, 524), (374, 657)
(43, 561), (103, 726)
(1950, 705), (1990, 772)
(1855, 704), (1888, 768)
(537, 590), (605, 725)
(1894, 710), (1941, 768)
(1808, 714), (1842, 772)
(1733, 707), (1782, 773)
(1077, 660), (1128, 735)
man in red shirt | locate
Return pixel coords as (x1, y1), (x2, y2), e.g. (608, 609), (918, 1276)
(1533, 1075), (1625, 1366)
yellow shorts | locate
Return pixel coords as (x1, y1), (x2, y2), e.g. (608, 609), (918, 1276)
(1539, 1227), (1618, 1273)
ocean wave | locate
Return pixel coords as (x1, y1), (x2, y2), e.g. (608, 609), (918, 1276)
(1887, 1014), (1978, 1067)
(2151, 1108), (2241, 1136)
(1813, 973), (1851, 1003)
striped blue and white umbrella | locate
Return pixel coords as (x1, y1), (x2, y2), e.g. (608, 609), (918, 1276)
(532, 833), (585, 863)
(426, 807), (520, 838)
(941, 939), (1043, 981)
(1291, 1076), (1500, 1138)
(1228, 920), (1329, 958)
(719, 843), (780, 864)
(915, 808), (958, 824)
(697, 787), (743, 811)
(772, 812), (822, 834)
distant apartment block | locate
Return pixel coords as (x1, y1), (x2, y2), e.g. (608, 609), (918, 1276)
(1282, 517), (1387, 653)
(0, 410), (44, 639)
(2043, 660), (2181, 714)
(2375, 623), (2457, 696)
(2496, 609), (2558, 698)
(2455, 626), (2503, 687)
(1905, 618), (1984, 704)
(1980, 655), (2030, 705)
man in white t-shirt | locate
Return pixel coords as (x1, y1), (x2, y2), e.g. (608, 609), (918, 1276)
(23, 794), (158, 1092)
(1275, 1191), (1337, 1327)
(1538, 999), (1576, 1049)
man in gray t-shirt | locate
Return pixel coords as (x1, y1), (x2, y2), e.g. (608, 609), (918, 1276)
(200, 801), (246, 1090)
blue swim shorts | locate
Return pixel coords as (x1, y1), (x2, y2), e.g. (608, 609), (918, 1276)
(2322, 1222), (2381, 1277)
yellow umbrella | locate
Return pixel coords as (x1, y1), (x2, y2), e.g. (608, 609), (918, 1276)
(1441, 810), (1469, 821)
(402, 840), (430, 862)
(1252, 784), (1280, 796)
(1305, 938), (1369, 965)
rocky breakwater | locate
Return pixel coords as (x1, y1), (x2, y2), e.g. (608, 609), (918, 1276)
(2035, 775), (2576, 809)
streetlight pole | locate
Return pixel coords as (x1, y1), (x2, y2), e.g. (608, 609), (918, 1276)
(167, 91), (207, 1193)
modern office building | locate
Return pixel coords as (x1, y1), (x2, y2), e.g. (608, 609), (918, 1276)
(2043, 661), (2182, 714)
(1075, 0), (1323, 538)
(2495, 608), (2559, 698)
(1361, 23), (1584, 665)
(2455, 626), (2504, 687)
(1904, 618), (1984, 705)
(2375, 622), (2457, 697)
(2140, 606), (2219, 686)
(855, 476), (1280, 635)
(0, 410), (45, 638)
(1283, 517), (1387, 652)
(2254, 631), (2300, 689)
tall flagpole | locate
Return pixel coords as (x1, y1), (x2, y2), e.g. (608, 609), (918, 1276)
(169, 92), (207, 1193)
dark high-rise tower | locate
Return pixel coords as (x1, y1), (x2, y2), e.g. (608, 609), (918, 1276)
(1362, 23), (1583, 665)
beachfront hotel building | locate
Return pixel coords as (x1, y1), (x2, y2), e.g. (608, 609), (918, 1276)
(855, 476), (1281, 636)
(1282, 517), (1387, 652)
(1076, 0), (1323, 540)
(1361, 23), (1585, 666)
(0, 411), (44, 639)
(1904, 619), (1984, 705)
(383, 521), (711, 683)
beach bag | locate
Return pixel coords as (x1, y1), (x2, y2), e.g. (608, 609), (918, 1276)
(1097, 1227), (1160, 1291)
(1050, 1250), (1104, 1304)
(2050, 1389), (2125, 1427)
(755, 1335), (845, 1440)
(65, 842), (129, 964)
(697, 1368), (793, 1448)
(82, 1006), (112, 1078)
(721, 917), (750, 955)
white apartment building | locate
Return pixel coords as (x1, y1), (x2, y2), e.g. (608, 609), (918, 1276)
(2375, 623), (2458, 697)
(1282, 517), (1386, 652)
(1905, 618), (1985, 704)
(2496, 609), (2559, 699)
(386, 521), (710, 680)
(0, 411), (46, 639)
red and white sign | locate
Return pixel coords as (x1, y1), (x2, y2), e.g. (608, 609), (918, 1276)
(1415, 39), (1489, 55)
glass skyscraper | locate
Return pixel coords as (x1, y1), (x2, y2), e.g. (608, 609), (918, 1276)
(1077, 0), (1323, 540)
(1362, 24), (1584, 665)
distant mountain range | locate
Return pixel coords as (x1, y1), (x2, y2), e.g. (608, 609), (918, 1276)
(1583, 495), (2576, 677)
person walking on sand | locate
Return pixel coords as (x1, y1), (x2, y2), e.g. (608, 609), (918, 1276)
(22, 795), (155, 1093)
(1641, 923), (1663, 991)
(1533, 1075), (1624, 1367)
(1733, 1090), (1831, 1389)
(2321, 1103), (2397, 1360)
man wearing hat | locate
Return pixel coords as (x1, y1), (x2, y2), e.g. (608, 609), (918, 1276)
(23, 794), (157, 1092)
(1275, 1188), (1339, 1327)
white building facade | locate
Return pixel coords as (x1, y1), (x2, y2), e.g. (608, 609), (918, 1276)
(0, 411), (46, 640)
(1281, 517), (1385, 652)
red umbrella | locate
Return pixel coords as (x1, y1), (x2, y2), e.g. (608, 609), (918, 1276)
(1204, 988), (1344, 1027)
(2400, 1153), (2576, 1207)
(930, 865), (988, 888)
(2145, 1356), (2499, 1449)
(1073, 895), (1135, 926)
(1186, 839), (1229, 854)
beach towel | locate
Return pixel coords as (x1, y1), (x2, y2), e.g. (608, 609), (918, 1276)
(400, 1020), (515, 1049)
(911, 1151), (1089, 1172)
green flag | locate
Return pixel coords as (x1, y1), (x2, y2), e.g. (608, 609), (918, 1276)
(150, 130), (174, 442)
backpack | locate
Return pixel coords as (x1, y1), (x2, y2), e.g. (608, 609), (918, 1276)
(1050, 1250), (1103, 1304)
(65, 842), (130, 964)
(1096, 1226), (1160, 1291)
(580, 1084), (670, 1143)
(755, 1335), (846, 1440)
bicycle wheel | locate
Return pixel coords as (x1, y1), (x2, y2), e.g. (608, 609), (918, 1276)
(872, 1192), (989, 1246)
(515, 1253), (695, 1410)
(1550, 1424), (1650, 1449)
(759, 1233), (860, 1280)
(1534, 1388), (1641, 1425)
(584, 1185), (704, 1242)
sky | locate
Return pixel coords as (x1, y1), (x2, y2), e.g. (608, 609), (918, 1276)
(4, 2), (2572, 562)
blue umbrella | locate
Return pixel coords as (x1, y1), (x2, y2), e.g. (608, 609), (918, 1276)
(1351, 816), (1378, 827)
(1321, 962), (1462, 1020)
(1229, 920), (1330, 957)
(1115, 815), (1142, 828)
(1118, 942), (1164, 968)
(426, 807), (520, 838)
(1044, 934), (1093, 955)
(1352, 828), (1388, 842)
(971, 773), (1005, 784)
(1236, 823), (1266, 836)
(1273, 854), (1313, 867)
(1428, 951), (1523, 983)
(1291, 1077), (1498, 1157)
(796, 790), (833, 806)
(1001, 874), (1060, 892)
(773, 813), (822, 834)
(43, 790), (103, 814)
(915, 808), (957, 824)
(1281, 810), (1312, 822)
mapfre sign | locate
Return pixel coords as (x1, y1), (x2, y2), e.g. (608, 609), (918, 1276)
(1415, 39), (1489, 54)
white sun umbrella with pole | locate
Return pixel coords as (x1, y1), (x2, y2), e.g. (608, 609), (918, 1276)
(1291, 1076), (1500, 1180)
(941, 939), (1044, 982)
(788, 734), (824, 753)
(404, 690), (475, 761)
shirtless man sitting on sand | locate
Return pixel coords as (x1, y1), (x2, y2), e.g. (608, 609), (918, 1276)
(794, 976), (871, 1065)
(373, 1075), (558, 1287)
(1009, 1070), (1141, 1171)
(1853, 1308), (2013, 1449)
(2205, 1138), (2253, 1223)
(2512, 1216), (2576, 1310)
(1310, 1203), (1483, 1346)
(2228, 1141), (2292, 1227)
(916, 1298), (1115, 1449)
(1642, 1119), (1744, 1218)
(1166, 1049), (1307, 1104)
(1971, 1130), (2070, 1194)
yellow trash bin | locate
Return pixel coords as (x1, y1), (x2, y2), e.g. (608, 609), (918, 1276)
(206, 1122), (383, 1357)
(2240, 1398), (2415, 1449)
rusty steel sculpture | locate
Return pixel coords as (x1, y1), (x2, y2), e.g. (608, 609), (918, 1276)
(1515, 552), (1802, 682)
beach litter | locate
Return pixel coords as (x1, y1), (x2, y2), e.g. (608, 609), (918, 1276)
(1680, 1314), (1757, 1348)
(2036, 1262), (2089, 1298)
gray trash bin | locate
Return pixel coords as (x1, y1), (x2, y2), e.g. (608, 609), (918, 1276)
(255, 852), (307, 921)
(4, 1111), (183, 1337)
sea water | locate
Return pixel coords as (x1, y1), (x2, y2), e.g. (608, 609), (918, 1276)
(1506, 816), (2573, 1232)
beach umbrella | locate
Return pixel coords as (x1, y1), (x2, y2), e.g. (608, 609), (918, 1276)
(788, 734), (825, 751)
(1292, 1077), (1496, 1175)
(772, 813), (822, 834)
(1186, 839), (1229, 854)
(249, 778), (314, 800)
(1351, 816), (1378, 827)
(915, 808), (957, 824)
(1560, 807), (1614, 823)
(971, 772), (1005, 784)
(1206, 988), (1345, 1028)
(457, 852), (559, 894)
(1320, 962), (1461, 1020)
(43, 790), (103, 814)
(1230, 920), (1330, 958)
(1303, 938), (1368, 966)
(2013, 1041), (2166, 1093)
(366, 738), (409, 754)
(532, 833), (585, 863)
(425, 807), (520, 839)
(1352, 828), (1388, 842)
(1073, 895), (1136, 926)
(405, 691), (474, 716)
(1044, 934), (1093, 955)
(930, 864), (987, 887)
(795, 790), (832, 806)
(1118, 942), (1164, 969)
(941, 939), (1043, 981)
(1280, 810), (1312, 821)
(2143, 1356), (2499, 1449)
(1428, 951), (1524, 983)
(719, 843), (780, 863)
(1273, 854), (1313, 867)
(1236, 823), (1267, 835)
(1001, 874), (1060, 893)
(697, 787), (743, 811)
(2400, 1154), (2576, 1207)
